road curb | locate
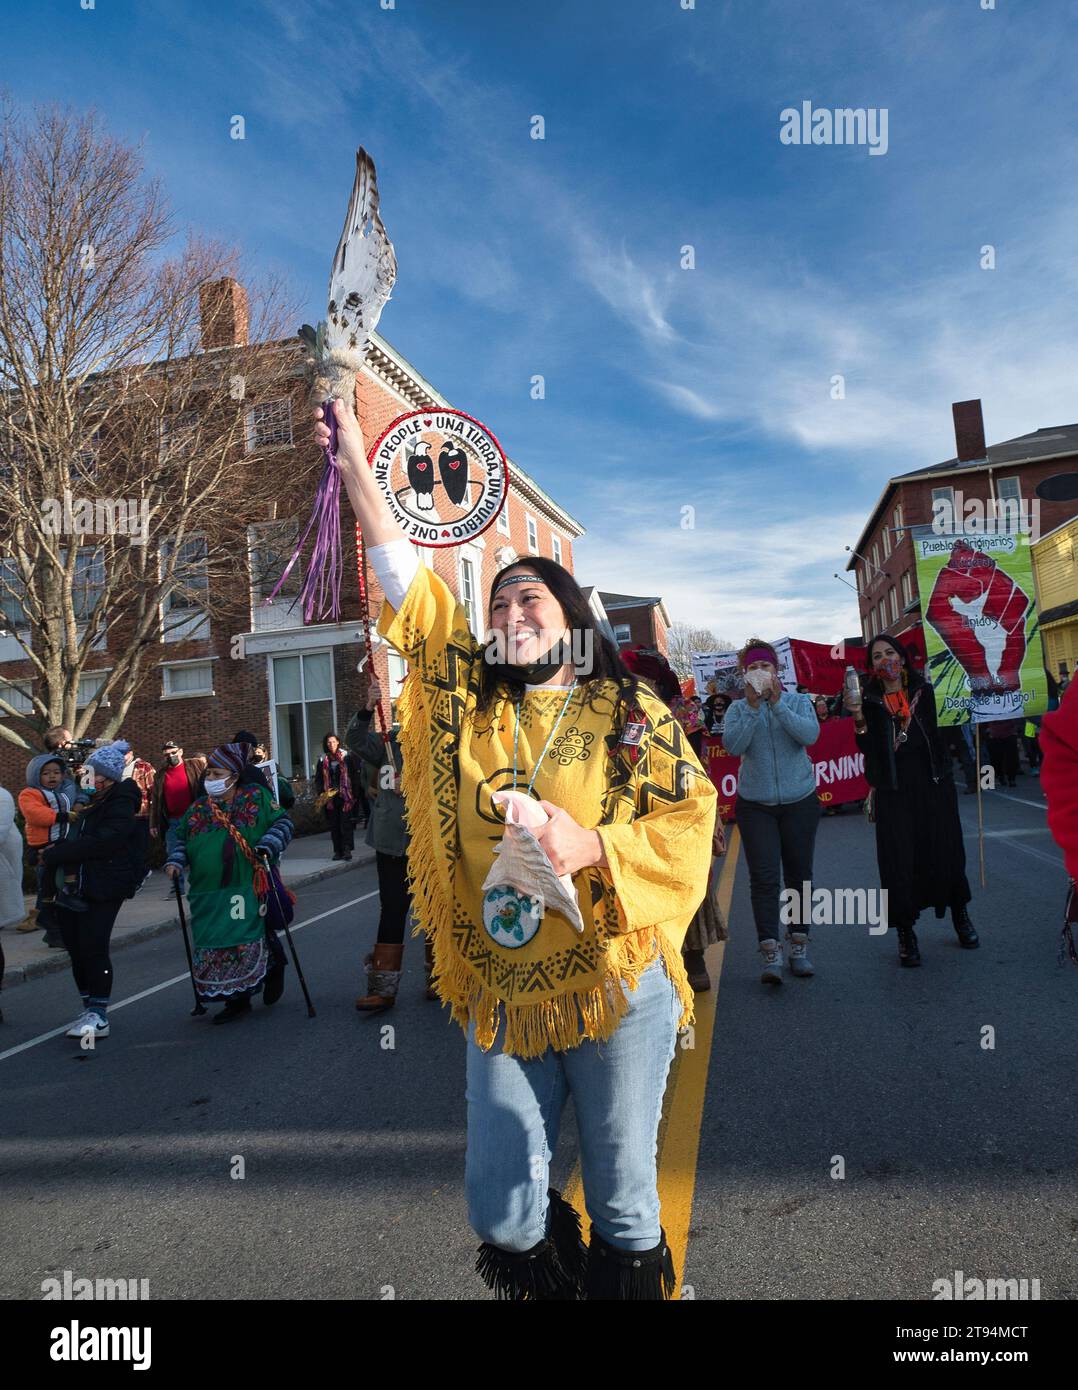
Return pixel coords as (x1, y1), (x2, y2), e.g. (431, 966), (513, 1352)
(0, 851), (374, 990)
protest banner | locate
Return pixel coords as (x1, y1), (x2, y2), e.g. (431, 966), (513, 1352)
(702, 717), (868, 819)
(913, 527), (1047, 726)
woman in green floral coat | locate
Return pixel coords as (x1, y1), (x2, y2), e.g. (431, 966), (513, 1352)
(165, 742), (294, 1024)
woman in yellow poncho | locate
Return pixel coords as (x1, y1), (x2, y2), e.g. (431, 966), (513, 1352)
(317, 399), (716, 1301)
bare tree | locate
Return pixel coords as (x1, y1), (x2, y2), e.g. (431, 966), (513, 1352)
(0, 101), (299, 749)
(666, 621), (734, 678)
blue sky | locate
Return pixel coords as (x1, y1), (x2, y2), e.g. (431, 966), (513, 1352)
(3, 0), (1077, 645)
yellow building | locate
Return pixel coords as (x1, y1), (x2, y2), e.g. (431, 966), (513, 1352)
(1033, 516), (1078, 685)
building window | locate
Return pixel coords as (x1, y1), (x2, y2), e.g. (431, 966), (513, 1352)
(882, 526), (892, 558)
(877, 601), (887, 634)
(613, 623), (631, 645)
(552, 534), (563, 566)
(271, 650), (335, 781)
(0, 678), (33, 715)
(249, 521), (300, 603)
(159, 410), (199, 462)
(526, 515), (539, 554)
(871, 542), (879, 571)
(996, 476), (1021, 530)
(161, 535), (210, 642)
(0, 559), (27, 630)
(932, 486), (955, 525)
(893, 504), (904, 543)
(245, 399), (294, 452)
(76, 670), (110, 708)
(75, 427), (100, 481)
(72, 548), (105, 623)
(497, 500), (511, 536)
(162, 661), (215, 698)
(889, 588), (899, 623)
(901, 570), (913, 607)
(459, 555), (479, 635)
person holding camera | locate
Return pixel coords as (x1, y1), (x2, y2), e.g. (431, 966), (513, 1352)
(722, 639), (821, 984)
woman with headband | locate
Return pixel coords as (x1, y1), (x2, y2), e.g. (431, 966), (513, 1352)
(316, 398), (716, 1300)
(722, 638), (821, 984)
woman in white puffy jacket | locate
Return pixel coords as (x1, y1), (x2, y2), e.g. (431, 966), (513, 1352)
(0, 784), (28, 1018)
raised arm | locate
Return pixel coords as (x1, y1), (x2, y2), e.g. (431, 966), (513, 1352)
(314, 397), (406, 547)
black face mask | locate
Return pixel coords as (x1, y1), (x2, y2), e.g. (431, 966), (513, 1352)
(484, 652), (569, 686)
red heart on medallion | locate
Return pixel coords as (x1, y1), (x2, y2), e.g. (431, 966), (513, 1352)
(423, 419), (432, 427)
(441, 530), (450, 537)
(450, 461), (460, 469)
(417, 462), (427, 470)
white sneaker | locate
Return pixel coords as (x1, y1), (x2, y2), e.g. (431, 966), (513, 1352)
(759, 938), (783, 985)
(65, 1010), (109, 1039)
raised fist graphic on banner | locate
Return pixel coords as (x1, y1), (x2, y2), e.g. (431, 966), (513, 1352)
(924, 540), (1030, 693)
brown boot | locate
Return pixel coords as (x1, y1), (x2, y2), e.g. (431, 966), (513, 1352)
(424, 937), (438, 1001)
(355, 943), (404, 1011)
(16, 908), (40, 933)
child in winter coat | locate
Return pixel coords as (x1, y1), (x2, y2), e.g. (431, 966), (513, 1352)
(19, 754), (84, 917)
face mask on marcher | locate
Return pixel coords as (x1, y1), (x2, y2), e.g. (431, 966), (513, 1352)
(205, 777), (231, 798)
(877, 656), (903, 681)
(745, 669), (773, 695)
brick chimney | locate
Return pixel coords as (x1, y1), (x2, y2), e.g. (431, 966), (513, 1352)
(199, 277), (249, 349)
(952, 399), (986, 462)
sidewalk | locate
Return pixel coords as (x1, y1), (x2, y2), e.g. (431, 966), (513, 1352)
(0, 830), (374, 989)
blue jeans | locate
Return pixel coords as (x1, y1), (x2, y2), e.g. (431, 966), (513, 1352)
(165, 818), (185, 891)
(465, 956), (681, 1254)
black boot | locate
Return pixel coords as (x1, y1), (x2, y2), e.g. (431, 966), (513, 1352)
(583, 1225), (677, 1301)
(896, 924), (921, 967)
(262, 932), (288, 1005)
(951, 905), (979, 949)
(212, 995), (253, 1025)
(475, 1189), (587, 1300)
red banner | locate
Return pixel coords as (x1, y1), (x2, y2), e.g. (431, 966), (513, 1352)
(703, 717), (869, 820)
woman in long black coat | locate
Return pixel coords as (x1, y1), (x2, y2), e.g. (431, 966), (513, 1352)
(845, 634), (978, 966)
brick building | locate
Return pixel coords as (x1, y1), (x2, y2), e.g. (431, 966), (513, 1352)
(595, 592), (671, 656)
(0, 278), (584, 788)
(845, 400), (1078, 680)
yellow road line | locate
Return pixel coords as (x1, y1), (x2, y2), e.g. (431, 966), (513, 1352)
(562, 830), (741, 1296)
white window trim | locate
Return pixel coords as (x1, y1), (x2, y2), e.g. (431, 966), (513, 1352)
(160, 656), (218, 700)
(497, 501), (511, 536)
(0, 677), (33, 716)
(525, 514), (539, 555)
(267, 648), (338, 777)
(244, 398), (294, 453)
(882, 526), (892, 558)
(551, 533), (563, 566)
(893, 504), (904, 543)
(160, 532), (210, 641)
(613, 623), (632, 645)
(76, 668), (112, 708)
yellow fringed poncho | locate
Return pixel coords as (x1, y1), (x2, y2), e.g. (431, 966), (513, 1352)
(379, 565), (717, 1058)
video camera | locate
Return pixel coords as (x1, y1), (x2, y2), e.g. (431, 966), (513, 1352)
(54, 737), (98, 772)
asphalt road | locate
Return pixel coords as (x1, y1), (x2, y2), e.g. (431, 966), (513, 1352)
(0, 780), (1073, 1301)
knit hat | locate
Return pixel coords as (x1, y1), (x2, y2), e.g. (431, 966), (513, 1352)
(85, 740), (129, 782)
(209, 742), (252, 778)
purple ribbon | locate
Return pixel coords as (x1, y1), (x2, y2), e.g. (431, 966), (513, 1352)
(266, 399), (343, 624)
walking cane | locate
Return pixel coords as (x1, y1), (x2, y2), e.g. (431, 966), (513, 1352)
(259, 850), (316, 1018)
(173, 876), (207, 1016)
